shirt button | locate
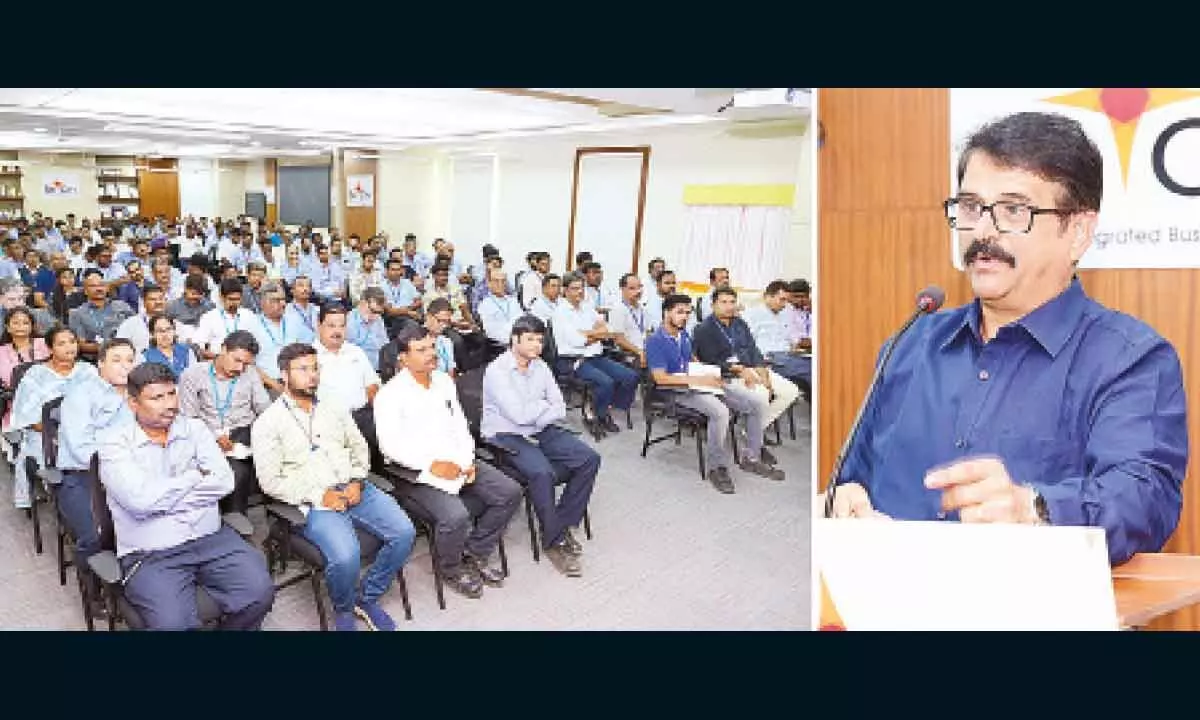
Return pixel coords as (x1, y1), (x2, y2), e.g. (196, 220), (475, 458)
(978, 369), (990, 381)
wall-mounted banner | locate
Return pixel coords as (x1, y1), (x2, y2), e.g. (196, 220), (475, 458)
(42, 172), (81, 198)
(346, 174), (374, 208)
(950, 88), (1200, 269)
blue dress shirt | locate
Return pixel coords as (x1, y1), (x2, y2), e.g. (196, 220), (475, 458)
(346, 308), (389, 371)
(836, 279), (1187, 564)
(57, 373), (131, 471)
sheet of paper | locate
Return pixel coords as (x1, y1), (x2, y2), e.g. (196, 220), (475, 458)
(817, 519), (1118, 631)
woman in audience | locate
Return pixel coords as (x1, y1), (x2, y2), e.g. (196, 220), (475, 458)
(9, 327), (97, 509)
(50, 266), (85, 325)
(0, 307), (51, 461)
(142, 313), (195, 378)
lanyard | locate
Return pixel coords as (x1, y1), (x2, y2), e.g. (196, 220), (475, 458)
(88, 303), (107, 332)
(282, 396), (319, 452)
(626, 302), (645, 334)
(490, 296), (511, 321)
(208, 363), (239, 427)
(670, 330), (690, 370)
(716, 319), (737, 349)
(221, 310), (240, 335)
(259, 315), (286, 345)
(291, 303), (314, 330)
(436, 338), (452, 371)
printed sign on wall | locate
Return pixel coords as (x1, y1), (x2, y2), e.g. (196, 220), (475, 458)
(42, 172), (81, 198)
(346, 174), (374, 208)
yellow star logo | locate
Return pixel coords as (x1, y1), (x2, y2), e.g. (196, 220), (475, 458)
(1044, 88), (1200, 186)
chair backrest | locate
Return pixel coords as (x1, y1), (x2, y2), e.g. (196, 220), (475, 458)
(694, 294), (705, 322)
(42, 396), (65, 468)
(454, 366), (486, 443)
(514, 269), (528, 310)
(88, 453), (117, 555)
(540, 319), (560, 369)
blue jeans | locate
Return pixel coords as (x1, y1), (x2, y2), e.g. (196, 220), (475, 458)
(301, 482), (416, 613)
(562, 355), (639, 419)
(489, 425), (600, 548)
(767, 353), (811, 386)
(59, 470), (101, 566)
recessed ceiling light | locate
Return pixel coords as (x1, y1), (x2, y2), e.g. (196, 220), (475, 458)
(250, 141), (261, 147)
(33, 127), (48, 133)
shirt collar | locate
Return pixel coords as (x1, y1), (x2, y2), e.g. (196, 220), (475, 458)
(943, 277), (1088, 358)
(131, 414), (192, 449)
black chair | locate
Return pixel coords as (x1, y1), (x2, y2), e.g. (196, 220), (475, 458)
(83, 455), (259, 631)
(541, 319), (595, 433)
(262, 473), (413, 630)
(640, 375), (739, 481)
(39, 397), (72, 586)
(6, 360), (43, 552)
(456, 367), (592, 563)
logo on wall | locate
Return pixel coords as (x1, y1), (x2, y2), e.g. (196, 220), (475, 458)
(346, 174), (374, 208)
(950, 88), (1200, 269)
(42, 173), (81, 198)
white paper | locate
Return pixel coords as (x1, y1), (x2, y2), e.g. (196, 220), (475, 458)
(414, 468), (465, 495)
(817, 519), (1118, 631)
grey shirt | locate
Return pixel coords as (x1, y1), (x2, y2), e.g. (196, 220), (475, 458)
(68, 299), (134, 344)
(166, 296), (215, 327)
(177, 360), (271, 435)
(480, 350), (566, 438)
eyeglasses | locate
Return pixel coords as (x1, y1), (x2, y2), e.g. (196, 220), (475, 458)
(944, 197), (1073, 235)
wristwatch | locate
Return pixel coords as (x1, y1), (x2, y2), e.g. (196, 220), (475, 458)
(1025, 485), (1050, 525)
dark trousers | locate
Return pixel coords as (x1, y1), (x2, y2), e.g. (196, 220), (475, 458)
(559, 355), (639, 419)
(118, 524), (275, 630)
(351, 405), (386, 474)
(219, 458), (259, 515)
(59, 470), (101, 566)
(766, 353), (812, 387)
(489, 425), (600, 548)
(392, 461), (521, 576)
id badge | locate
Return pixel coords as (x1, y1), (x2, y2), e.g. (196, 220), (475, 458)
(727, 355), (740, 365)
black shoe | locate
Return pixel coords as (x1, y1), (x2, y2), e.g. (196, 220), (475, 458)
(739, 458), (785, 481)
(545, 542), (583, 577)
(562, 528), (584, 557)
(760, 447), (778, 465)
(602, 415), (621, 434)
(708, 467), (736, 494)
(440, 567), (484, 599)
(463, 553), (505, 588)
(585, 418), (607, 441)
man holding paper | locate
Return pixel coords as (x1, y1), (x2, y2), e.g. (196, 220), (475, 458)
(646, 294), (784, 494)
(374, 324), (521, 600)
(828, 111), (1187, 565)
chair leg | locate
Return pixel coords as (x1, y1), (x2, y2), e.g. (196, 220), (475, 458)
(396, 568), (413, 621)
(525, 492), (540, 562)
(626, 406), (633, 430)
(428, 528), (446, 610)
(696, 424), (707, 480)
(57, 526), (67, 586)
(310, 571), (328, 631)
(641, 419), (652, 457)
(77, 567), (94, 632)
(774, 417), (782, 445)
(788, 403), (797, 441)
(583, 509), (593, 540)
(104, 589), (117, 632)
(498, 536), (509, 577)
(30, 479), (43, 556)
(730, 417), (740, 462)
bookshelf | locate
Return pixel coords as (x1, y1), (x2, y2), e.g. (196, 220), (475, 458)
(0, 152), (22, 220)
(96, 156), (140, 220)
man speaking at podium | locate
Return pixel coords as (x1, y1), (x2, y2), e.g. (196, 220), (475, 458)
(827, 111), (1187, 565)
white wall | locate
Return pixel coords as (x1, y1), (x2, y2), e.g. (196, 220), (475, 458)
(178, 157), (219, 219)
(373, 121), (813, 284)
(217, 161), (247, 219)
(19, 152), (100, 220)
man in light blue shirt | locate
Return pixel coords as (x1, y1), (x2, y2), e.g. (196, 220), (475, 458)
(642, 269), (676, 334)
(380, 259), (422, 334)
(283, 277), (320, 344)
(98, 361), (274, 630)
(249, 282), (295, 396)
(743, 280), (811, 387)
(696, 267), (731, 322)
(400, 234), (432, 277)
(57, 338), (136, 597)
(482, 314), (599, 577)
(346, 287), (390, 371)
(311, 246), (347, 302)
(528, 274), (560, 323)
(477, 268), (523, 345)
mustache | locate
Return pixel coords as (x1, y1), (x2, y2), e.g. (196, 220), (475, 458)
(962, 239), (1017, 268)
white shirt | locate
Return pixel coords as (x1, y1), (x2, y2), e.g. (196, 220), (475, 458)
(115, 313), (152, 355)
(192, 307), (257, 355)
(314, 339), (380, 411)
(529, 296), (558, 323)
(477, 294), (523, 344)
(552, 300), (603, 358)
(608, 298), (650, 351)
(519, 271), (543, 310)
(373, 369), (474, 478)
(584, 284), (619, 311)
(743, 305), (792, 355)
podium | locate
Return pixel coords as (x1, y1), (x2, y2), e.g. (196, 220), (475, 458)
(820, 554), (1200, 630)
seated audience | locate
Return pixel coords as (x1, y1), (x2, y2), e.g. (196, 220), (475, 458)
(143, 314), (196, 378)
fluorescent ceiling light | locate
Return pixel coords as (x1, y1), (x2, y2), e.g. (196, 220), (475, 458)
(103, 124), (251, 142)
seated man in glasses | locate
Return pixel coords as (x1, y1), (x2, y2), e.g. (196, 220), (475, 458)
(827, 111), (1187, 566)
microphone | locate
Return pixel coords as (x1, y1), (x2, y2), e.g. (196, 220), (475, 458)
(823, 285), (944, 518)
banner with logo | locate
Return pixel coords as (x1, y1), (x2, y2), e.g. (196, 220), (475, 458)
(950, 88), (1200, 269)
(346, 174), (374, 208)
(41, 172), (81, 198)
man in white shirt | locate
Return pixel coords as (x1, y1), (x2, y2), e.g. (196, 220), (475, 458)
(374, 324), (521, 599)
(580, 262), (619, 312)
(518, 251), (550, 311)
(643, 269), (676, 334)
(66, 236), (88, 271)
(696, 267), (731, 322)
(744, 280), (812, 389)
(348, 250), (384, 305)
(193, 278), (259, 360)
(528, 273), (560, 323)
(607, 273), (650, 367)
(476, 268), (523, 345)
(552, 272), (639, 439)
(314, 304), (383, 469)
(149, 258), (184, 302)
(115, 284), (167, 355)
(642, 256), (666, 296)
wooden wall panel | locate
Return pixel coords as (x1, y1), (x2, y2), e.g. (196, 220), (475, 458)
(341, 150), (377, 239)
(817, 88), (1200, 630)
(136, 158), (180, 221)
(265, 159), (278, 226)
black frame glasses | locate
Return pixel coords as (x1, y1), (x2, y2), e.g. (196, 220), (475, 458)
(944, 197), (1073, 235)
